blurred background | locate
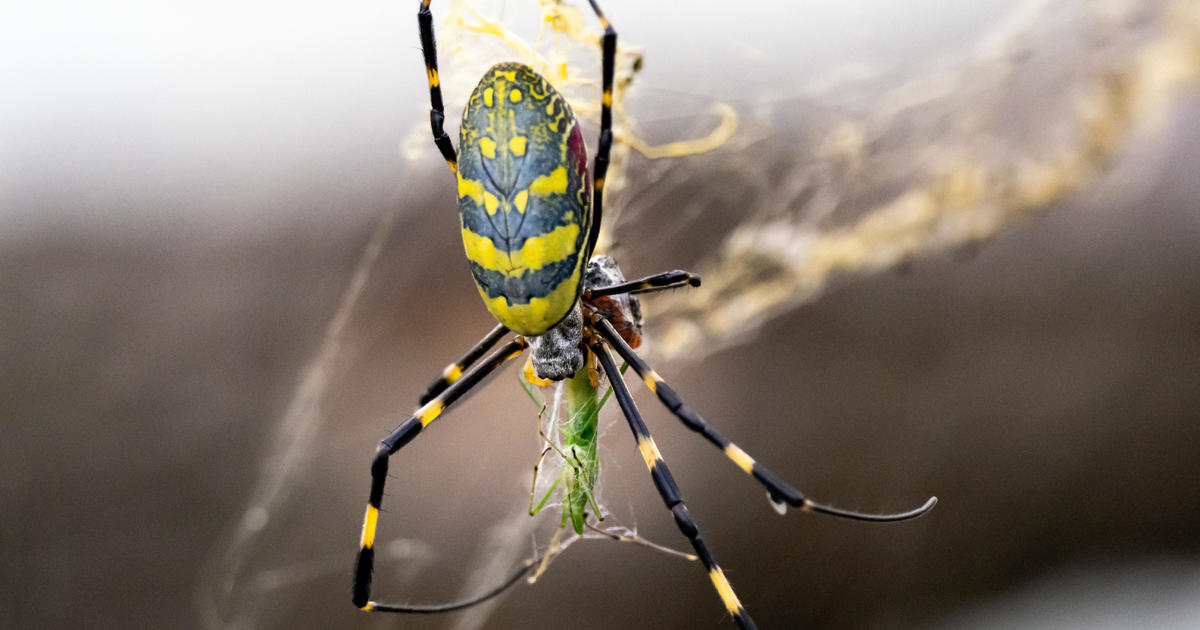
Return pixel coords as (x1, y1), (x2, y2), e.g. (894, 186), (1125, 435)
(4, 0), (1200, 628)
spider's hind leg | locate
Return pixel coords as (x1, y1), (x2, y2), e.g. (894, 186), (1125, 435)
(417, 0), (458, 172)
(581, 0), (617, 259)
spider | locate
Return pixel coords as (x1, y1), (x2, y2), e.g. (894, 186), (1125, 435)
(352, 2), (937, 628)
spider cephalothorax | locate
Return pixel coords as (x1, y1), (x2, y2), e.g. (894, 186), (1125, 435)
(529, 254), (642, 382)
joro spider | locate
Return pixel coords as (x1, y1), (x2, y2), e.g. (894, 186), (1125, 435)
(352, 1), (938, 627)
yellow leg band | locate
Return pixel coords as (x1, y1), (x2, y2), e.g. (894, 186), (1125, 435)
(724, 444), (756, 474)
(361, 504), (379, 549)
(709, 567), (742, 615)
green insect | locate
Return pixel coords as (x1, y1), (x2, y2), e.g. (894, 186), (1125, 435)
(351, 2), (937, 628)
(522, 361), (608, 534)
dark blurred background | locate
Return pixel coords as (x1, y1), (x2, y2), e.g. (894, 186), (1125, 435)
(4, 1), (1200, 629)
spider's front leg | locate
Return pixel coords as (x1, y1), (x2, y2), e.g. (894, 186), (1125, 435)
(419, 323), (509, 405)
(353, 338), (531, 613)
(590, 342), (758, 630)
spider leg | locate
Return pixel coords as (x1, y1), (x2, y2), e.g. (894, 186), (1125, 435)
(354, 338), (530, 612)
(585, 269), (701, 299)
(582, 0), (616, 260)
(594, 319), (937, 522)
(370, 557), (541, 614)
(592, 343), (758, 630)
(419, 323), (509, 405)
(417, 0), (458, 173)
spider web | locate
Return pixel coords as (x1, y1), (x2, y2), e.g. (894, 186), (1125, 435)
(639, 0), (1200, 359)
(195, 1), (1200, 628)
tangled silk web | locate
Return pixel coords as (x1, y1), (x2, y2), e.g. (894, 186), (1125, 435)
(642, 0), (1200, 359)
(199, 1), (1200, 628)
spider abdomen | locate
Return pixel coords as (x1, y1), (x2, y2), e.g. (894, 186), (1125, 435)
(457, 62), (591, 336)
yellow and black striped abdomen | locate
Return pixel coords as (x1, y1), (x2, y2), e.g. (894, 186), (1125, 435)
(457, 63), (591, 336)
